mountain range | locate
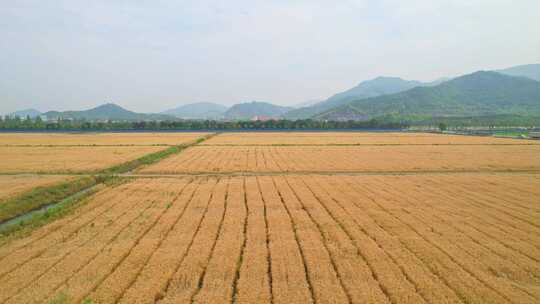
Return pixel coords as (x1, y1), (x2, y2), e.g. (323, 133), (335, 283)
(283, 77), (428, 119)
(6, 63), (540, 123)
(315, 71), (540, 121)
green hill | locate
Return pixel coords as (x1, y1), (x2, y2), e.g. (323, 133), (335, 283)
(283, 77), (426, 119)
(44, 103), (174, 121)
(225, 101), (293, 120)
(316, 71), (540, 121)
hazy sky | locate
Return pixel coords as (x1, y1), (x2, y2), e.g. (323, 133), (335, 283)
(1, 0), (540, 114)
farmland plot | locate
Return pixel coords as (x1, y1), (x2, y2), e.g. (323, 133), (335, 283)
(0, 132), (210, 146)
(0, 175), (73, 202)
(201, 132), (538, 145)
(139, 145), (540, 173)
(0, 146), (166, 173)
(1, 174), (539, 304)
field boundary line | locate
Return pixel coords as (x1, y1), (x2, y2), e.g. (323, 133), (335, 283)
(199, 143), (540, 147)
(5, 169), (540, 177)
(0, 144), (176, 147)
(123, 169), (540, 178)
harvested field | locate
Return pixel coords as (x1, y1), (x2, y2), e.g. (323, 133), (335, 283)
(139, 144), (540, 174)
(0, 174), (539, 304)
(201, 132), (538, 145)
(0, 146), (166, 173)
(0, 175), (73, 202)
(0, 132), (209, 146)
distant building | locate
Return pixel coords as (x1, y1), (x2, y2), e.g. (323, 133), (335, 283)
(530, 132), (540, 139)
(251, 115), (273, 121)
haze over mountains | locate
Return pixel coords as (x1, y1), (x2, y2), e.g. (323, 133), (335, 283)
(316, 71), (540, 121)
(162, 102), (228, 119)
(283, 77), (427, 120)
(223, 101), (293, 120)
(6, 109), (42, 118)
(7, 63), (540, 123)
(497, 64), (540, 82)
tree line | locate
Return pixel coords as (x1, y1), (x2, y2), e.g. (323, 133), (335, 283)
(0, 115), (406, 131)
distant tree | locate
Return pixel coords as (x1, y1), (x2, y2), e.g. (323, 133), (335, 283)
(438, 122), (448, 132)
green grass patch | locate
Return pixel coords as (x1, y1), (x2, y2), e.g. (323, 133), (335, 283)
(47, 292), (69, 304)
(82, 298), (95, 304)
(492, 131), (530, 137)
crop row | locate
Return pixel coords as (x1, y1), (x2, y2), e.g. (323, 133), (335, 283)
(201, 132), (538, 146)
(0, 174), (538, 303)
(139, 145), (540, 174)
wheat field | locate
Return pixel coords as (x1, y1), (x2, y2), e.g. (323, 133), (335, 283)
(0, 132), (539, 304)
(0, 175), (538, 303)
(201, 132), (539, 145)
(0, 132), (210, 146)
(0, 146), (167, 173)
(139, 144), (540, 173)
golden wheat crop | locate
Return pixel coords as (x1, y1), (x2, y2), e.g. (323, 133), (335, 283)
(140, 144), (540, 173)
(0, 146), (166, 173)
(1, 132), (539, 304)
(0, 174), (537, 304)
(201, 132), (537, 145)
(0, 132), (210, 146)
